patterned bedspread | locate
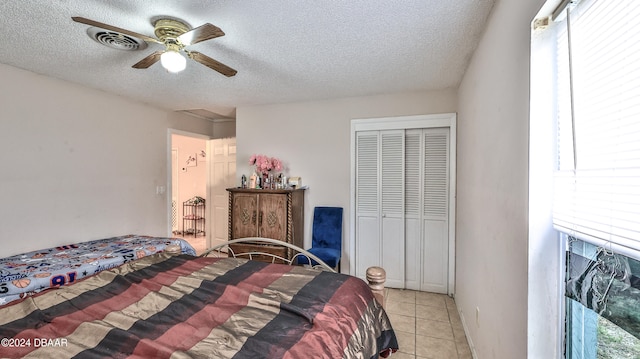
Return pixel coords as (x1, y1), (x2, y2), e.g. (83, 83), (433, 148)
(0, 235), (196, 306)
(0, 253), (398, 359)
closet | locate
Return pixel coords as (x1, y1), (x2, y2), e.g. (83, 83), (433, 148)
(351, 114), (456, 294)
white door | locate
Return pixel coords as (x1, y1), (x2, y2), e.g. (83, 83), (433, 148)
(356, 130), (405, 288)
(355, 130), (406, 289)
(404, 130), (422, 290)
(380, 131), (405, 288)
(420, 128), (450, 293)
(355, 132), (381, 277)
(208, 138), (236, 249)
(402, 128), (451, 292)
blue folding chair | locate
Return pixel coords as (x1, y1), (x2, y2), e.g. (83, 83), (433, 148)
(298, 207), (343, 270)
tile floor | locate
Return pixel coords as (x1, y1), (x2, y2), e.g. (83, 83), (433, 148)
(384, 288), (472, 359)
(179, 235), (473, 358)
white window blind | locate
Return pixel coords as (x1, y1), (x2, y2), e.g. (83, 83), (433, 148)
(553, 0), (640, 258)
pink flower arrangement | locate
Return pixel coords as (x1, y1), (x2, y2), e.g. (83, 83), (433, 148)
(249, 154), (283, 176)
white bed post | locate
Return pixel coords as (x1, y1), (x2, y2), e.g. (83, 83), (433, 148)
(366, 266), (386, 308)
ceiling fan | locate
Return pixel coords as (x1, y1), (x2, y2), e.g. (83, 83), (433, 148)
(72, 16), (237, 77)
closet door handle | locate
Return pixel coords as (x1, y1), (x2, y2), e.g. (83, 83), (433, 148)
(259, 211), (263, 226)
(252, 212), (257, 225)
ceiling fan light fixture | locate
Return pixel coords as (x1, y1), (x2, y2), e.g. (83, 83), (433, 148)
(160, 50), (186, 73)
(72, 16), (236, 76)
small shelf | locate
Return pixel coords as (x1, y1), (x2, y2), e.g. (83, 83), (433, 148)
(183, 197), (205, 237)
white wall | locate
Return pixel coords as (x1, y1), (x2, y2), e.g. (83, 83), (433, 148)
(212, 120), (236, 139)
(0, 64), (214, 257)
(455, 0), (546, 358)
(236, 89), (457, 272)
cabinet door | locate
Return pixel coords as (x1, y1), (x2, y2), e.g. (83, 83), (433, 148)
(258, 193), (287, 241)
(231, 193), (258, 238)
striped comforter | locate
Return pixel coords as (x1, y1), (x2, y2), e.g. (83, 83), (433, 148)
(0, 253), (398, 359)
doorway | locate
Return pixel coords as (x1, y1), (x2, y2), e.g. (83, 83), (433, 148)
(170, 133), (209, 254)
(168, 130), (237, 255)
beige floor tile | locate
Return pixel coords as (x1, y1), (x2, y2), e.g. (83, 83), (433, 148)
(396, 330), (416, 355)
(445, 295), (457, 310)
(390, 351), (416, 359)
(416, 304), (450, 322)
(386, 300), (416, 317)
(389, 313), (416, 333)
(416, 292), (447, 308)
(387, 288), (417, 304)
(416, 319), (454, 341)
(452, 325), (467, 344)
(415, 335), (457, 359)
(456, 344), (473, 359)
(456, 339), (472, 357)
(448, 310), (464, 329)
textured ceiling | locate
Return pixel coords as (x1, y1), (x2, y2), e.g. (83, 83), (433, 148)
(0, 1), (495, 118)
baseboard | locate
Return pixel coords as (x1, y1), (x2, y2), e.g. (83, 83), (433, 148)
(456, 302), (479, 359)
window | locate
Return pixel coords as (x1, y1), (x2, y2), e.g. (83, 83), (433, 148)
(565, 236), (640, 358)
(543, 0), (640, 357)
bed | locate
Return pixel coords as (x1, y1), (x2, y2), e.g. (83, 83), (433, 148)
(0, 234), (196, 306)
(0, 237), (398, 358)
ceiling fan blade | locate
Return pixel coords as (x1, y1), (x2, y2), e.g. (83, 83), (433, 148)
(132, 51), (163, 69)
(72, 16), (162, 44)
(178, 23), (225, 46)
(188, 51), (237, 77)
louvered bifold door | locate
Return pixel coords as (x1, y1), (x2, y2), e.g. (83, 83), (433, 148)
(421, 128), (449, 293)
(355, 131), (381, 277)
(380, 131), (405, 288)
(404, 130), (422, 290)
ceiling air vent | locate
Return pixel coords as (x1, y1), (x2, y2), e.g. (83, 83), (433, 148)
(87, 27), (147, 51)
